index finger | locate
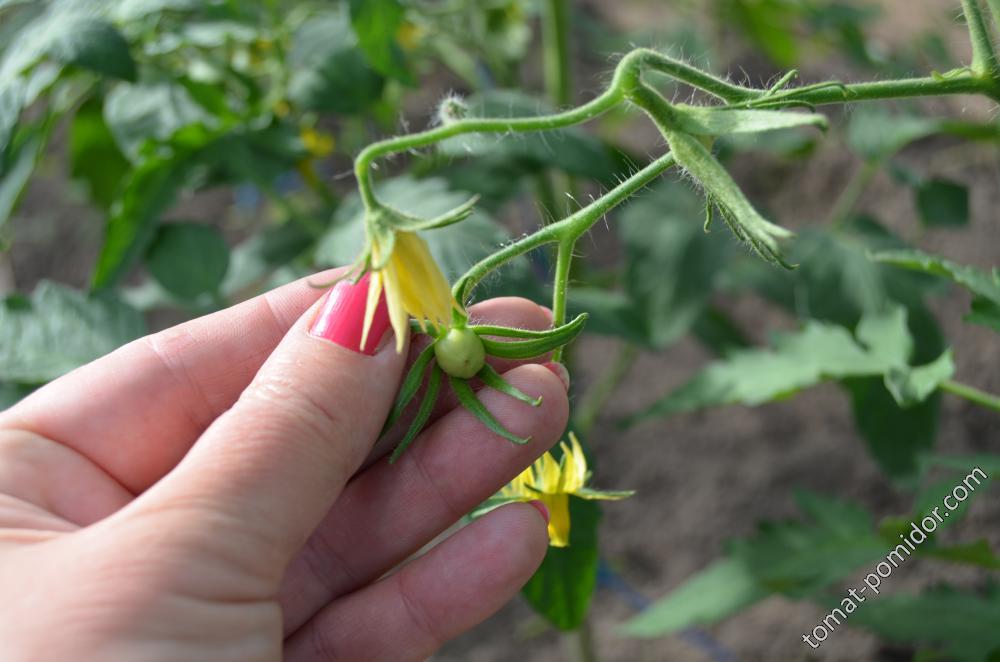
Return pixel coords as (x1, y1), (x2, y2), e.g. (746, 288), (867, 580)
(0, 269), (344, 493)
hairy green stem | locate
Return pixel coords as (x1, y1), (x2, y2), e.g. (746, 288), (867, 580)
(358, 44), (1000, 334)
(939, 379), (1000, 412)
(551, 238), (575, 362)
(453, 151), (678, 303)
(827, 160), (881, 229)
(353, 87), (624, 210)
(543, 0), (572, 107)
(962, 0), (1000, 78)
(354, 46), (1000, 212)
(576, 619), (599, 662)
(744, 74), (1000, 107)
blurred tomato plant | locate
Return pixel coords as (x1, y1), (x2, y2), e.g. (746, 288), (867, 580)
(3, 0), (1000, 659)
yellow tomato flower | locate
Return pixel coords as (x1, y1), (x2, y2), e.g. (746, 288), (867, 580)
(361, 230), (458, 353)
(300, 126), (335, 158)
(396, 20), (424, 51)
(500, 433), (633, 547)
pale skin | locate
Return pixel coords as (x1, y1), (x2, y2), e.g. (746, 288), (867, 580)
(0, 269), (569, 661)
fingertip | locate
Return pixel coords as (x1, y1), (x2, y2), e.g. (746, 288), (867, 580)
(497, 364), (570, 445)
(468, 296), (553, 331)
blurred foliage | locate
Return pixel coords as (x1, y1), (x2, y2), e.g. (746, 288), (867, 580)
(1, 0), (999, 657)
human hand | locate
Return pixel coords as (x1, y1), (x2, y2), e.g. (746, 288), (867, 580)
(0, 271), (569, 661)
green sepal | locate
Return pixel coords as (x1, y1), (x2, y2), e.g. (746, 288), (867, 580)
(366, 220), (396, 269)
(382, 343), (436, 435)
(470, 495), (526, 519)
(477, 363), (543, 406)
(381, 194), (480, 232)
(665, 129), (794, 268)
(766, 69), (798, 94)
(449, 374), (530, 444)
(476, 313), (588, 359)
(390, 363), (442, 463)
(574, 487), (636, 500)
(673, 105), (828, 137)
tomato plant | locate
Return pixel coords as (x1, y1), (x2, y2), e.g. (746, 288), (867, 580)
(2, 0), (1000, 659)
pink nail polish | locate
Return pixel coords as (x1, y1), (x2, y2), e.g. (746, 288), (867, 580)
(309, 274), (390, 355)
(528, 499), (550, 524)
(543, 361), (570, 392)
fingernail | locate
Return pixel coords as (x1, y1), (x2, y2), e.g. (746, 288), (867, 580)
(309, 274), (390, 355)
(543, 361), (570, 392)
(528, 499), (550, 524)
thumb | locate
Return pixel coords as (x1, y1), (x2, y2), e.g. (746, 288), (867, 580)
(128, 274), (406, 576)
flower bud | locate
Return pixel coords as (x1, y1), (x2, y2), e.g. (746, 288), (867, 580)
(437, 95), (469, 125)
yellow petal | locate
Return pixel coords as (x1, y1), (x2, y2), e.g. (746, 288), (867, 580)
(360, 272), (383, 351)
(380, 254), (410, 352)
(543, 493), (571, 547)
(537, 449), (562, 494)
(394, 232), (455, 326)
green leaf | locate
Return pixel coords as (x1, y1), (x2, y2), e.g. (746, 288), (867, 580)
(855, 304), (912, 366)
(846, 108), (942, 161)
(287, 7), (384, 114)
(0, 6), (134, 89)
(967, 297), (1000, 332)
(348, 0), (412, 83)
(872, 248), (1000, 305)
(0, 128), (42, 229)
(885, 349), (955, 408)
(69, 98), (130, 210)
(926, 453), (1000, 476)
(144, 222), (230, 300)
(921, 540), (1000, 569)
(731, 492), (885, 597)
(0, 381), (34, 410)
(724, 0), (799, 66)
(728, 220), (946, 362)
(845, 376), (938, 484)
(0, 281), (146, 383)
(691, 306), (752, 357)
(873, 248), (1000, 334)
(627, 307), (909, 422)
(847, 587), (1000, 662)
(478, 313), (588, 360)
(449, 374), (529, 445)
(622, 558), (766, 637)
(613, 180), (732, 349)
(522, 498), (601, 631)
(91, 152), (197, 289)
(112, 0), (205, 22)
(910, 476), (978, 527)
(390, 364), (441, 462)
(673, 105), (827, 136)
(665, 129), (793, 268)
(47, 16), (136, 81)
(104, 81), (215, 162)
(625, 492), (885, 637)
(915, 178), (969, 228)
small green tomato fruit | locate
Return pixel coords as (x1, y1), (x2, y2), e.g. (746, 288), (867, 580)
(434, 327), (486, 379)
